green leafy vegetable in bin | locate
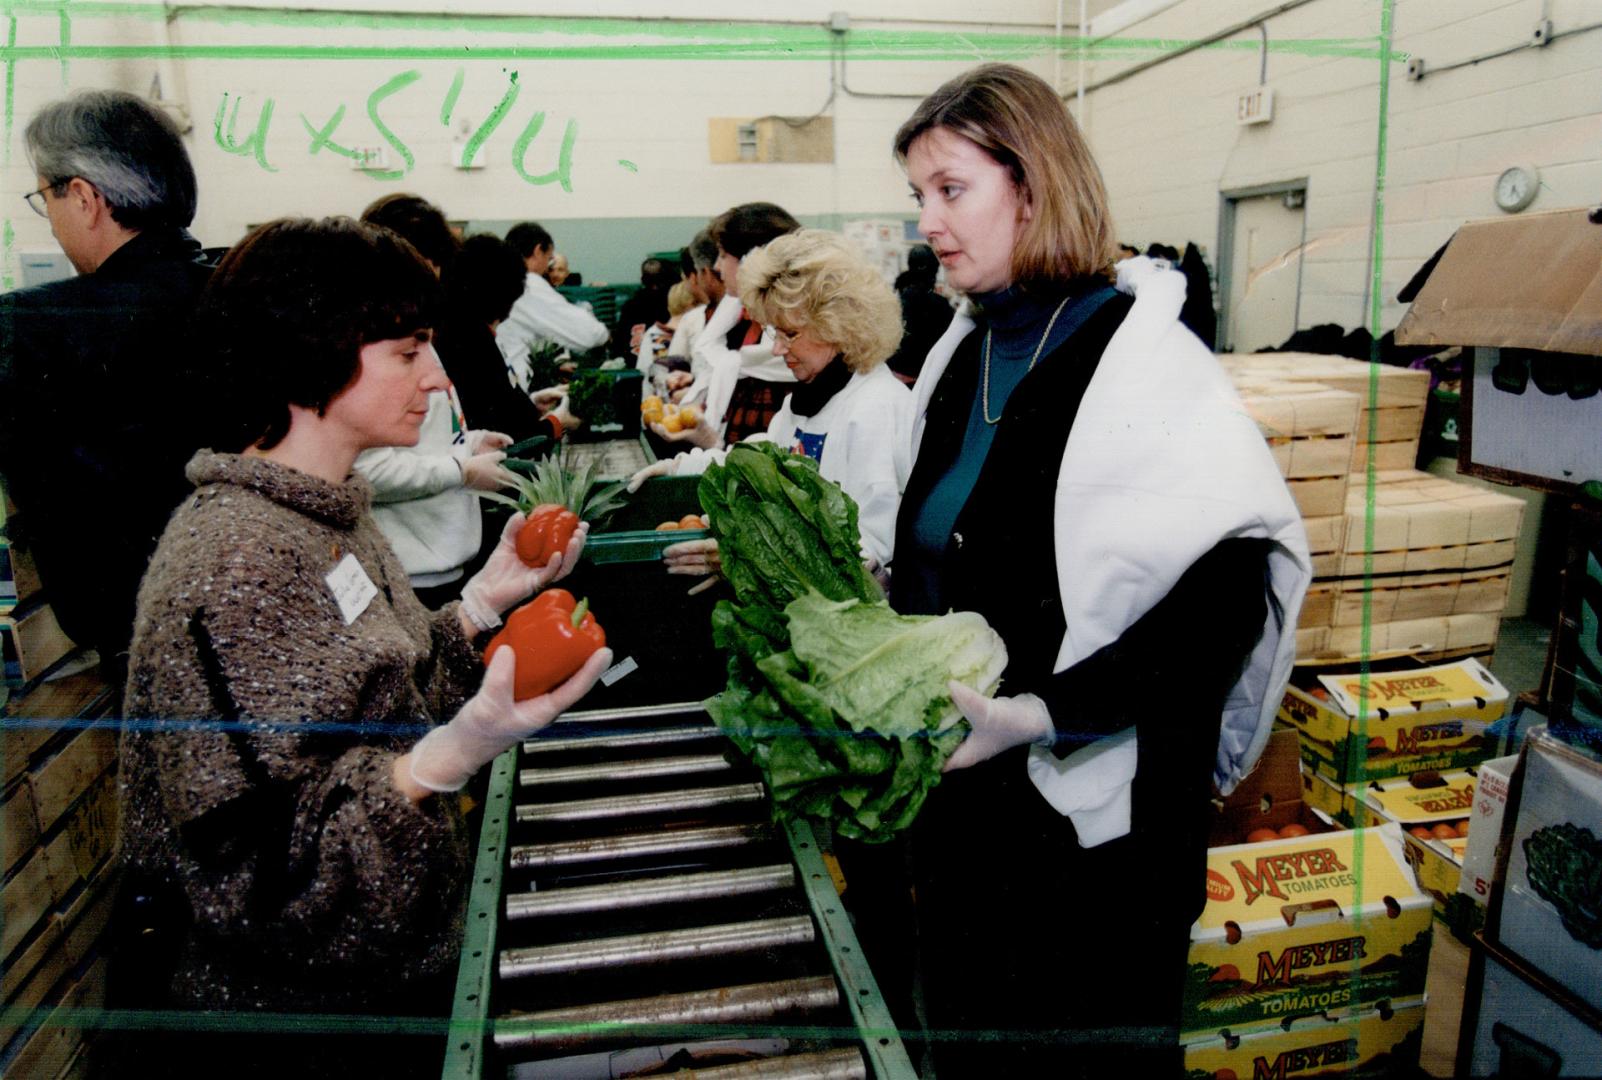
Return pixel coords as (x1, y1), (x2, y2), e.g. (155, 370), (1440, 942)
(525, 339), (566, 393)
(566, 369), (622, 430)
(698, 442), (1008, 843)
(1524, 823), (1602, 948)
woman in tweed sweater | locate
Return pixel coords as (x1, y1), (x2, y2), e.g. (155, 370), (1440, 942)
(115, 218), (611, 1075)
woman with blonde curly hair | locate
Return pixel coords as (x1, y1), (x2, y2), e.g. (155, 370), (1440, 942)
(634, 227), (911, 568)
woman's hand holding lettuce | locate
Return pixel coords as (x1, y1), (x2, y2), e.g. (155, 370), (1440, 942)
(697, 442), (1007, 842)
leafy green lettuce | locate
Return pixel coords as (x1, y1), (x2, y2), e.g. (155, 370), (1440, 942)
(698, 442), (1007, 842)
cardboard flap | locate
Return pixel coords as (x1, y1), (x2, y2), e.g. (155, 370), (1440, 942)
(1395, 209), (1602, 356)
(1317, 658), (1506, 718)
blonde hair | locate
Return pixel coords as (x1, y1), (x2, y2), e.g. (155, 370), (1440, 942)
(894, 63), (1117, 286)
(739, 229), (903, 373)
(666, 280), (695, 318)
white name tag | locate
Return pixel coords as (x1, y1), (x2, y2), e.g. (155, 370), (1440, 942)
(325, 553), (378, 625)
(600, 655), (638, 686)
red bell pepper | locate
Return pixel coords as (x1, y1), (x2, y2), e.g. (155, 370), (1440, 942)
(516, 503), (580, 567)
(485, 589), (607, 701)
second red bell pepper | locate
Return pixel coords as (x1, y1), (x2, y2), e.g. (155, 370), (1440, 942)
(516, 503), (580, 567)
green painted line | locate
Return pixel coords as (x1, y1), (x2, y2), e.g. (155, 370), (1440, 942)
(0, 37), (1406, 64)
(299, 103), (360, 160)
(55, 0), (67, 83)
(212, 90), (276, 172)
(363, 68), (419, 180)
(2, 219), (12, 291)
(439, 66), (463, 127)
(458, 70), (519, 171)
(617, 159), (637, 173)
(3, 12), (16, 168)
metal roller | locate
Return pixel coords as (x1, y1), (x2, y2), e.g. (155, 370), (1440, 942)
(507, 864), (795, 921)
(509, 823), (771, 870)
(515, 782), (766, 824)
(679, 1048), (867, 1079)
(523, 725), (720, 755)
(499, 916), (815, 979)
(554, 701), (709, 725)
(519, 753), (733, 788)
(493, 976), (839, 1051)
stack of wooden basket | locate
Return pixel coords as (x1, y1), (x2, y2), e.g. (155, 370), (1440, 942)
(1221, 353), (1526, 663)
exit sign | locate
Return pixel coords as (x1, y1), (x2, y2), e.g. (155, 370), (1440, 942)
(1236, 87), (1275, 125)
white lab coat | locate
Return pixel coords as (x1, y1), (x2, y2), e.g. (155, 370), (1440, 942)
(670, 364), (912, 567)
(911, 257), (1311, 846)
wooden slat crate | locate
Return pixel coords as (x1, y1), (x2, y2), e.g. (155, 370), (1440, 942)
(1303, 515), (1346, 579)
(3, 954), (109, 1080)
(1340, 471), (1524, 577)
(1331, 566), (1512, 627)
(1299, 580), (1336, 630)
(1296, 611), (1500, 661)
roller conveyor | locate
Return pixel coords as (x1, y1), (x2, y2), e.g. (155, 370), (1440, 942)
(443, 702), (916, 1080)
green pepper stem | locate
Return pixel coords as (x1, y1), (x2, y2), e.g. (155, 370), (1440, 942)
(570, 598), (590, 628)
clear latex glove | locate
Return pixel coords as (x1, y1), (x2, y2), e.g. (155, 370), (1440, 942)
(466, 429), (512, 455)
(459, 512), (589, 631)
(533, 387), (582, 432)
(650, 419), (720, 450)
(409, 645), (614, 792)
(627, 458), (679, 493)
(663, 534), (720, 595)
(943, 681), (1054, 772)
(665, 371), (694, 393)
(460, 451), (515, 493)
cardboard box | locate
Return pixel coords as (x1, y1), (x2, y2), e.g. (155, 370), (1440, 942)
(1351, 771), (1475, 914)
(1279, 658), (1507, 783)
(1394, 208), (1602, 497)
(1184, 824), (1432, 1040)
(1491, 728), (1602, 1005)
(1303, 514), (1347, 579)
(1458, 754), (1519, 908)
(0, 599), (76, 688)
(1464, 934), (1602, 1077)
(1183, 997), (1426, 1077)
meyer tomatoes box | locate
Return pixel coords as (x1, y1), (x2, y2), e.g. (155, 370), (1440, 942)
(1488, 727), (1602, 1006)
(1457, 753), (1519, 908)
(1184, 823), (1433, 1041)
(1183, 997), (1426, 1078)
(1278, 658), (1506, 784)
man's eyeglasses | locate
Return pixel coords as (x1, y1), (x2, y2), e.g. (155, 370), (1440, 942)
(23, 180), (65, 218)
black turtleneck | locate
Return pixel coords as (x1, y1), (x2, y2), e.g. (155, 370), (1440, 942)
(786, 354), (853, 418)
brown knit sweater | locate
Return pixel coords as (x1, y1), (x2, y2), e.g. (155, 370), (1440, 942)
(120, 451), (478, 1014)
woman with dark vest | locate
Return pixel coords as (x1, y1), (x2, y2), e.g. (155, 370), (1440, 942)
(890, 65), (1311, 1076)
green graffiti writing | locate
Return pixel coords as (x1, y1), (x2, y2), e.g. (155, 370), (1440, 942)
(363, 68), (420, 180)
(459, 70), (519, 169)
(440, 67), (464, 126)
(512, 111), (577, 191)
(213, 92), (277, 173)
(300, 104), (361, 161)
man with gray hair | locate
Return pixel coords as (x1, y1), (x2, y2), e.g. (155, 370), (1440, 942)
(0, 89), (212, 680)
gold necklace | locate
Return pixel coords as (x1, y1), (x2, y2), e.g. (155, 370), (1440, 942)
(981, 294), (1073, 425)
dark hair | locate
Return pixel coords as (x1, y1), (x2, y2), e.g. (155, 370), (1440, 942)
(24, 89), (197, 231)
(359, 193), (460, 270)
(710, 202), (800, 260)
(448, 234), (528, 327)
(906, 244), (938, 277)
(195, 217), (442, 452)
(504, 221), (553, 261)
(894, 64), (1116, 284)
(677, 246), (695, 277)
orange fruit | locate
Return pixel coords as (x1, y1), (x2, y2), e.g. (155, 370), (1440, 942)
(1431, 823), (1459, 842)
(1278, 823), (1311, 839)
(1246, 828), (1280, 844)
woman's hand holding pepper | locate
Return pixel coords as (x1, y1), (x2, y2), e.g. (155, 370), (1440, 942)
(403, 645), (614, 795)
(459, 511), (588, 636)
